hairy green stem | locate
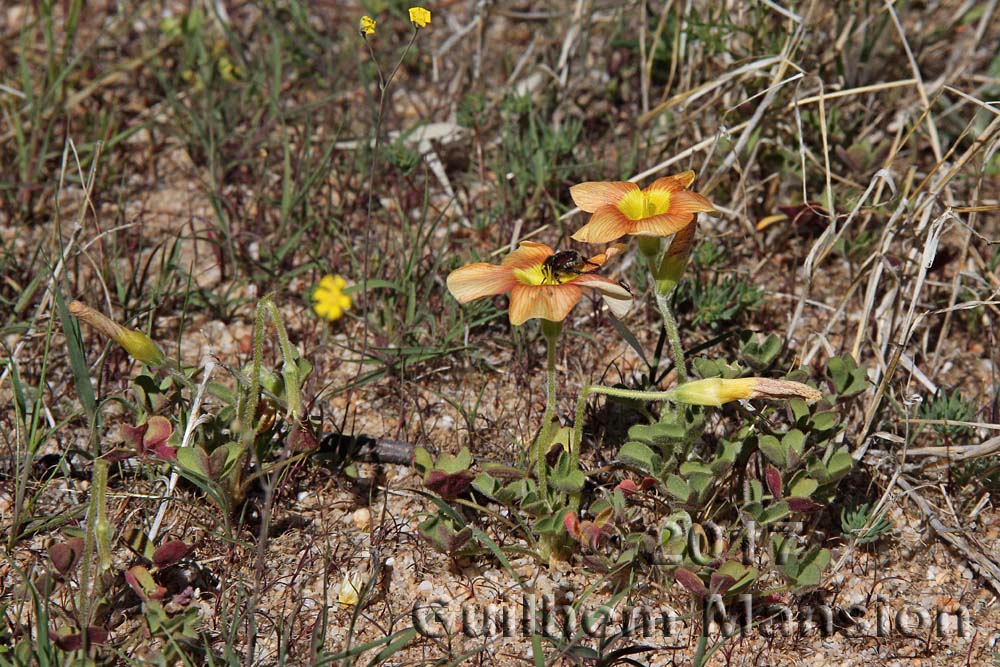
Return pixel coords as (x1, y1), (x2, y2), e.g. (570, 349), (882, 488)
(535, 320), (562, 495)
(655, 290), (688, 383)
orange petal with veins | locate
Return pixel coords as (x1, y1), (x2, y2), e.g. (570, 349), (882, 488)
(502, 241), (555, 269)
(570, 181), (638, 212)
(447, 263), (516, 303)
(669, 190), (716, 214)
(647, 170), (696, 193)
(508, 284), (581, 325)
(571, 206), (634, 244)
(630, 211), (694, 237)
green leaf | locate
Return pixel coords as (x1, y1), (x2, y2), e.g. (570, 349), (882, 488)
(788, 475), (818, 498)
(471, 473), (499, 497)
(618, 441), (662, 474)
(760, 501), (790, 525)
(758, 435), (787, 467)
(175, 447), (209, 478)
(412, 447), (434, 477)
(549, 467), (585, 493)
(795, 547), (831, 588)
(665, 474), (690, 501)
(809, 411), (837, 432)
(825, 449), (853, 482)
(790, 398), (810, 424)
(827, 355), (866, 397)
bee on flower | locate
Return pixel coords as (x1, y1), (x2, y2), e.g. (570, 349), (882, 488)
(446, 241), (632, 325)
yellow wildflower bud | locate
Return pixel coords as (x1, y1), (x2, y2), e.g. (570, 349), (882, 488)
(359, 15), (376, 36)
(69, 301), (165, 366)
(668, 377), (822, 407)
(408, 7), (431, 28)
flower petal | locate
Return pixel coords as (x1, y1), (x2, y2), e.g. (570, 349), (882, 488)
(447, 263), (516, 303)
(571, 206), (634, 243)
(630, 211), (694, 237)
(508, 284), (581, 325)
(584, 242), (628, 267)
(669, 190), (716, 214)
(647, 170), (696, 193)
(502, 241), (554, 269)
(570, 181), (638, 212)
(573, 275), (633, 318)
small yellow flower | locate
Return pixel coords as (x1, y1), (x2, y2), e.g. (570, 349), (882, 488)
(408, 6), (431, 28)
(359, 15), (376, 36)
(338, 571), (364, 606)
(312, 275), (352, 322)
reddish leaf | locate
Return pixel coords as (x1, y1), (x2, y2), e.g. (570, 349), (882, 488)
(49, 537), (85, 574)
(122, 422), (147, 449)
(787, 496), (824, 512)
(709, 572), (737, 596)
(152, 540), (192, 569)
(615, 479), (640, 496)
(563, 511), (581, 540)
(143, 416), (173, 450)
(674, 568), (709, 598)
(764, 466), (783, 499)
(639, 477), (657, 491)
(425, 469), (474, 499)
(50, 627), (107, 651)
(288, 423), (319, 452)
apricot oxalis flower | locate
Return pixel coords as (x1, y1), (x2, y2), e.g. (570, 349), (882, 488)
(447, 241), (632, 325)
(570, 171), (715, 244)
(667, 377), (822, 407)
(408, 7), (431, 28)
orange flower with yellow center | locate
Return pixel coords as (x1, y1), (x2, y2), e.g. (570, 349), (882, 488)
(447, 241), (632, 325)
(570, 171), (715, 244)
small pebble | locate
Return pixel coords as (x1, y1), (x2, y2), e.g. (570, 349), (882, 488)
(353, 507), (371, 531)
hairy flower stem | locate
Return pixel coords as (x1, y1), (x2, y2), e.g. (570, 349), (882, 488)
(637, 236), (687, 383)
(655, 291), (688, 383)
(535, 320), (562, 496)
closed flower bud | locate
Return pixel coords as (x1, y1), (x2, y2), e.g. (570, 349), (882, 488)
(69, 301), (165, 366)
(668, 377), (821, 407)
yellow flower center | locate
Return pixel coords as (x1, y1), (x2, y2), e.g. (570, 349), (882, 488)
(616, 189), (672, 220)
(513, 262), (576, 286)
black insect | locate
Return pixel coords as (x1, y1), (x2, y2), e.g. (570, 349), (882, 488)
(541, 250), (599, 283)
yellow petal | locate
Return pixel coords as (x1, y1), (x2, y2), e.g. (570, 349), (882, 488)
(446, 263), (516, 303)
(508, 284), (581, 325)
(570, 181), (638, 212)
(571, 206), (634, 244)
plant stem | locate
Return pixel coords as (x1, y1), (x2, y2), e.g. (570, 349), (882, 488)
(535, 320), (562, 494)
(638, 236), (688, 382)
(655, 290), (687, 383)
